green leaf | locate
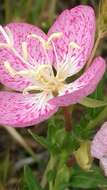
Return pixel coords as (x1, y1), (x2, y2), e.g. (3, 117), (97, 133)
(70, 165), (107, 189)
(47, 170), (56, 182)
(79, 97), (107, 108)
(24, 166), (43, 190)
(28, 130), (48, 149)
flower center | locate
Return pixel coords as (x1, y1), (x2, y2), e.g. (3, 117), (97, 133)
(0, 26), (80, 96)
(34, 64), (65, 95)
(4, 61), (65, 95)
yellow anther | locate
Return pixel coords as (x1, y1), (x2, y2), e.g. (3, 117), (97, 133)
(23, 85), (43, 95)
(4, 61), (17, 77)
(0, 26), (10, 44)
(5, 27), (14, 46)
(28, 34), (47, 48)
(21, 41), (28, 61)
(17, 69), (35, 77)
(4, 61), (36, 79)
(69, 42), (80, 49)
(0, 43), (11, 48)
(48, 32), (63, 42)
(35, 64), (53, 83)
(36, 64), (52, 74)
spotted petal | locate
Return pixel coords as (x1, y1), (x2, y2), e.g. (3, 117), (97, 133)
(0, 23), (53, 91)
(48, 5), (95, 76)
(0, 91), (58, 127)
(4, 23), (53, 66)
(91, 122), (107, 159)
(0, 48), (34, 91)
(50, 57), (106, 106)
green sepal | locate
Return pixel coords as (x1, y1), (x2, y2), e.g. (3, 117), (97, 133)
(79, 97), (107, 108)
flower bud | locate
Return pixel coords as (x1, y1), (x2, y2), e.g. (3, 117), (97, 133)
(74, 141), (93, 170)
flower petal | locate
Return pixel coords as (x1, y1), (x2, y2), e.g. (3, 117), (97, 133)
(91, 122), (107, 159)
(0, 91), (58, 127)
(0, 23), (54, 91)
(0, 48), (34, 91)
(4, 23), (53, 66)
(48, 5), (95, 75)
(50, 57), (106, 106)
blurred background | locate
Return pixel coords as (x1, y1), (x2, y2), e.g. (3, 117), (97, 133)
(0, 0), (107, 190)
(0, 0), (99, 30)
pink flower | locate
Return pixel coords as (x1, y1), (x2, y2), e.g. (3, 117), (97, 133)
(91, 122), (107, 176)
(0, 5), (106, 127)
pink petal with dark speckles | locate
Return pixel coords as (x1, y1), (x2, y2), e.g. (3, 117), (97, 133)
(91, 122), (107, 159)
(0, 48), (34, 91)
(0, 23), (53, 91)
(5, 23), (53, 66)
(50, 57), (106, 106)
(48, 5), (95, 75)
(0, 91), (58, 128)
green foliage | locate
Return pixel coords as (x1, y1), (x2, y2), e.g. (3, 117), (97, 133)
(73, 73), (107, 140)
(28, 129), (49, 149)
(70, 165), (107, 189)
(0, 153), (10, 183)
(28, 116), (79, 155)
(23, 166), (43, 190)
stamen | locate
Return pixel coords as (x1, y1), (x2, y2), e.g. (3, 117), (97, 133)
(28, 32), (63, 66)
(0, 26), (32, 69)
(22, 42), (28, 61)
(51, 41), (60, 65)
(35, 64), (54, 82)
(4, 61), (35, 79)
(23, 85), (43, 95)
(17, 69), (36, 78)
(28, 32), (63, 49)
(5, 26), (14, 46)
(28, 34), (47, 48)
(0, 43), (10, 48)
(28, 34), (50, 64)
(47, 32), (63, 65)
(56, 41), (81, 80)
(48, 32), (63, 43)
(11, 48), (33, 68)
(69, 42), (80, 49)
(4, 61), (17, 77)
(0, 26), (11, 44)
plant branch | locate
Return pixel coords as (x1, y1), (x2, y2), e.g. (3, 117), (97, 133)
(41, 155), (55, 188)
(63, 107), (72, 132)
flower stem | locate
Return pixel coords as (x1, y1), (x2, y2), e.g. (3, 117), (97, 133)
(41, 155), (55, 188)
(63, 107), (72, 132)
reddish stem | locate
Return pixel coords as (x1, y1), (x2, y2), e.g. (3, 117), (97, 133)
(66, 155), (76, 168)
(63, 106), (72, 132)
